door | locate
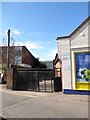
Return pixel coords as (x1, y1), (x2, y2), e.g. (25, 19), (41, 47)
(54, 68), (62, 92)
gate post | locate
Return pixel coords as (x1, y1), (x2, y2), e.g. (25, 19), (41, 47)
(44, 76), (46, 92)
(7, 68), (13, 89)
(37, 70), (40, 91)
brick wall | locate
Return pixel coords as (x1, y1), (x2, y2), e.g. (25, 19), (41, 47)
(2, 46), (15, 65)
(7, 68), (13, 89)
(22, 46), (40, 68)
(1, 46), (42, 68)
(54, 61), (61, 77)
(22, 46), (34, 65)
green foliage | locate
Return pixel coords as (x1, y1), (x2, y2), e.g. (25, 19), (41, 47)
(2, 64), (7, 80)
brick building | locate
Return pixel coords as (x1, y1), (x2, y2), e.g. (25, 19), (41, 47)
(53, 53), (62, 77)
(1, 46), (45, 68)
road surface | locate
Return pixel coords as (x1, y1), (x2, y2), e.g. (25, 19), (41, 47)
(0, 89), (89, 118)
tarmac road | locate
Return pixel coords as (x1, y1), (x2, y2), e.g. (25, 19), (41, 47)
(0, 89), (89, 119)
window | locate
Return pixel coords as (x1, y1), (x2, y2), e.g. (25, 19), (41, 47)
(75, 52), (90, 82)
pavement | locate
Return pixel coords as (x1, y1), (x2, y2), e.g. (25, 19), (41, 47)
(0, 84), (89, 118)
(0, 84), (89, 102)
(0, 84), (53, 97)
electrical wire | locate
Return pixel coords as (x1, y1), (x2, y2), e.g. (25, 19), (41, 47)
(10, 30), (50, 60)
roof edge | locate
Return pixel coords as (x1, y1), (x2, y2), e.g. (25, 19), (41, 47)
(56, 36), (70, 40)
(56, 16), (90, 40)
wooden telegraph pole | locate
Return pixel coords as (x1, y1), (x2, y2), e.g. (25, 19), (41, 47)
(7, 29), (10, 68)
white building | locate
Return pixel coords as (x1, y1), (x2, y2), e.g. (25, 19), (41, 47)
(56, 17), (90, 95)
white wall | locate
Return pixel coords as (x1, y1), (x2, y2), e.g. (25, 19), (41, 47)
(70, 21), (89, 90)
(70, 22), (89, 48)
(57, 38), (72, 90)
(57, 20), (89, 90)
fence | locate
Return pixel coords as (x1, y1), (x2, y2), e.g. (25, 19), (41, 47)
(13, 68), (54, 92)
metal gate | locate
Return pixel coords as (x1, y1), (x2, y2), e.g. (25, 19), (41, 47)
(13, 68), (54, 92)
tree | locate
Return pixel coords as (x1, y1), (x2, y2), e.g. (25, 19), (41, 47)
(2, 64), (7, 82)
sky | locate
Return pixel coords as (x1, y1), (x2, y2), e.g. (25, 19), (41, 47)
(1, 2), (89, 61)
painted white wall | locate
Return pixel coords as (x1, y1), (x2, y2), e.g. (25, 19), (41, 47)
(70, 22), (89, 48)
(57, 38), (72, 90)
(70, 21), (89, 90)
(57, 19), (90, 90)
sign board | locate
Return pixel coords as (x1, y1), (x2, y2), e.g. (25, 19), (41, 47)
(60, 54), (70, 60)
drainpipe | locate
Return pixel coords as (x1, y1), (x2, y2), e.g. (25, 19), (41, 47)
(69, 39), (73, 89)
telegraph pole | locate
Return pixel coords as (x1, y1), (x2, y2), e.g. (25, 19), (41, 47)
(7, 29), (10, 68)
